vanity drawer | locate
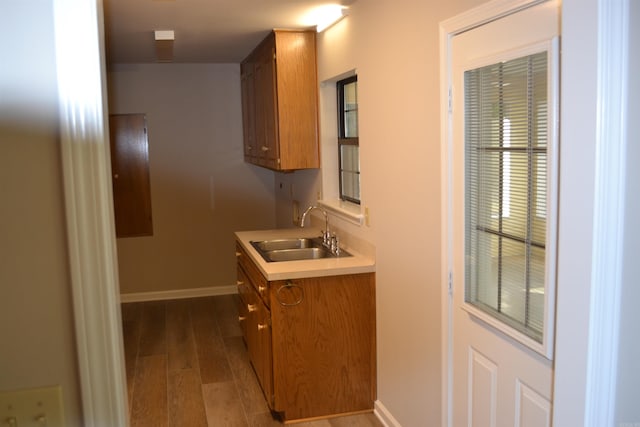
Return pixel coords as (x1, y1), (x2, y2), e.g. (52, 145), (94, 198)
(236, 243), (270, 308)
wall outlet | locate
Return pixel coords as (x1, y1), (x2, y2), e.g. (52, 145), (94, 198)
(0, 386), (65, 427)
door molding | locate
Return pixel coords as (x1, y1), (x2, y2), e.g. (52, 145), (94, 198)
(439, 1), (553, 426)
(53, 0), (129, 425)
(583, 0), (629, 424)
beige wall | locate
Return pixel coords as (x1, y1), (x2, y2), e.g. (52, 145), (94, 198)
(0, 1), (82, 424)
(274, 0), (488, 425)
(108, 64), (276, 294)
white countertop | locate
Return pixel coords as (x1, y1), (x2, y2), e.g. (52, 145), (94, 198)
(235, 228), (376, 281)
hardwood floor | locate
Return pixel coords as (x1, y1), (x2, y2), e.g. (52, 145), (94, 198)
(122, 295), (383, 427)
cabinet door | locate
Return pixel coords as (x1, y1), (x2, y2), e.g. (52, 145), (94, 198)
(236, 266), (251, 340)
(108, 114), (153, 237)
(245, 284), (274, 407)
(240, 62), (257, 160)
(273, 30), (319, 170)
(254, 299), (273, 407)
(254, 39), (279, 169)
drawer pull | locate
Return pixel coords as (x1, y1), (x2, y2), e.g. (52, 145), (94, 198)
(235, 251), (242, 257)
(236, 280), (244, 286)
(238, 315), (246, 322)
(247, 303), (257, 312)
(258, 285), (267, 293)
(257, 323), (269, 331)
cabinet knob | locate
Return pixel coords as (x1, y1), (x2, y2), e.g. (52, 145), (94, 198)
(238, 315), (246, 322)
(247, 303), (257, 312)
(257, 323), (268, 331)
(235, 251), (242, 257)
(261, 146), (270, 152)
(113, 174), (119, 179)
(236, 280), (244, 286)
(258, 285), (267, 293)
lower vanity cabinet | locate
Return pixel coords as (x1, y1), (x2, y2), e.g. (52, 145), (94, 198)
(236, 244), (376, 422)
(236, 264), (274, 407)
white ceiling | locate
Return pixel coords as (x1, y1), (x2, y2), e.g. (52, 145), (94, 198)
(103, 0), (353, 64)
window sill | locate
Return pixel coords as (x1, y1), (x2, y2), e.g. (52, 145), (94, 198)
(317, 199), (364, 226)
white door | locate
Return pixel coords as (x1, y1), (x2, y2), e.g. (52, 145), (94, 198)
(449, 2), (559, 426)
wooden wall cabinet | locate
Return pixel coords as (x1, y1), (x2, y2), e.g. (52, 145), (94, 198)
(236, 244), (376, 422)
(108, 114), (153, 238)
(240, 30), (320, 171)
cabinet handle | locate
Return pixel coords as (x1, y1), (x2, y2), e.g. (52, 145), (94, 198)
(258, 285), (267, 293)
(257, 323), (268, 331)
(247, 303), (257, 312)
(236, 280), (244, 286)
(261, 146), (270, 152)
(238, 315), (246, 322)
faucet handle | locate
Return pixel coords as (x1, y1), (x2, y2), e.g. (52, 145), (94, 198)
(330, 233), (340, 255)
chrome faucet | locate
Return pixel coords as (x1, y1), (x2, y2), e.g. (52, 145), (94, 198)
(299, 205), (340, 255)
(299, 205), (329, 242)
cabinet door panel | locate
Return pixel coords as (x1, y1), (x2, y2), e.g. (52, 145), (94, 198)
(255, 300), (273, 407)
(274, 31), (319, 170)
(236, 266), (251, 339)
(254, 40), (279, 169)
(240, 63), (257, 160)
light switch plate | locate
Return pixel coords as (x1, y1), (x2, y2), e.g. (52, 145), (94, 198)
(0, 386), (65, 427)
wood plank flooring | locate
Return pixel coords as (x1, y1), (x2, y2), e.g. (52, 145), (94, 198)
(122, 295), (383, 427)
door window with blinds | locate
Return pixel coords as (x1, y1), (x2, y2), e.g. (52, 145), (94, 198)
(463, 45), (558, 356)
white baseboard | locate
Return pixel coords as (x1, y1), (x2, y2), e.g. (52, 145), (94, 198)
(374, 400), (402, 427)
(120, 285), (237, 303)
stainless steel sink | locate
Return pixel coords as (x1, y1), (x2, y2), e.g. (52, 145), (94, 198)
(250, 237), (351, 262)
(252, 237), (316, 252)
(265, 247), (328, 262)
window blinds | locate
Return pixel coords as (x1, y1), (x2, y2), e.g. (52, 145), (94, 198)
(464, 51), (548, 342)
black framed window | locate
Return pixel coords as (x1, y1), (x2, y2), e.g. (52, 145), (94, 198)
(337, 75), (360, 204)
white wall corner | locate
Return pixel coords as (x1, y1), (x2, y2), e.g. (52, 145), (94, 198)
(374, 400), (403, 427)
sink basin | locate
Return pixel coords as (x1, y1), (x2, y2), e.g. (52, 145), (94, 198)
(250, 237), (351, 262)
(253, 237), (316, 252)
(265, 247), (328, 262)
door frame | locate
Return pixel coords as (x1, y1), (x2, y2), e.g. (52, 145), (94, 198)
(54, 0), (129, 425)
(439, 0), (630, 426)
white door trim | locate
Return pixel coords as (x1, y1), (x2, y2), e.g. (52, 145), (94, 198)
(53, 0), (129, 425)
(584, 0), (629, 424)
(439, 1), (553, 426)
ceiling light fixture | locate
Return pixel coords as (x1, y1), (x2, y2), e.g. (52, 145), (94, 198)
(307, 5), (349, 33)
(154, 30), (174, 62)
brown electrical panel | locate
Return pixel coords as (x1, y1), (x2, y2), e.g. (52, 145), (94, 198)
(109, 114), (153, 238)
